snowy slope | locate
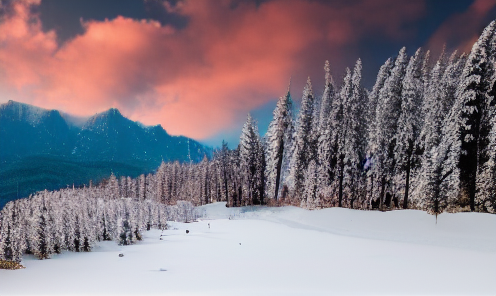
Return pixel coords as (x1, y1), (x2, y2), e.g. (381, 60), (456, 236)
(1, 203), (494, 295)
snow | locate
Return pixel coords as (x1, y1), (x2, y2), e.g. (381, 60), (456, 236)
(1, 202), (495, 295)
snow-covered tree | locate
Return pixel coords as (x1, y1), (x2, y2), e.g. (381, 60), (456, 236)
(444, 21), (496, 211)
(393, 48), (427, 209)
(369, 47), (408, 209)
(341, 59), (367, 209)
(239, 114), (265, 205)
(413, 51), (465, 211)
(317, 61), (338, 202)
(265, 87), (294, 202)
(302, 159), (319, 209)
(289, 77), (316, 200)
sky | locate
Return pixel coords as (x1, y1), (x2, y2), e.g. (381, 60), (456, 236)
(0, 0), (495, 148)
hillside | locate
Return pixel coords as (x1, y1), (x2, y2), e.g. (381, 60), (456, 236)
(0, 100), (211, 208)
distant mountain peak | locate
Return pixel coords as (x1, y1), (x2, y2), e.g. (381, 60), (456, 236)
(106, 108), (121, 116)
(90, 107), (125, 120)
(0, 100), (54, 125)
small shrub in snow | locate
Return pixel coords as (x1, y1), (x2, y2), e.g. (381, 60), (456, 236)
(0, 260), (25, 270)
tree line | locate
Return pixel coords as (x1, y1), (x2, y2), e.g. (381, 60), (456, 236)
(206, 20), (496, 214)
(0, 174), (196, 262)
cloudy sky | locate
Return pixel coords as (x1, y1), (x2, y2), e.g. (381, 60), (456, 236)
(0, 0), (495, 147)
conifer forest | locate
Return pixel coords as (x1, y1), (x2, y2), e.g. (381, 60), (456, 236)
(1, 20), (496, 263)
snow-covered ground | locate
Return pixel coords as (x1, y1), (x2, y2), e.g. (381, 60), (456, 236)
(1, 202), (495, 295)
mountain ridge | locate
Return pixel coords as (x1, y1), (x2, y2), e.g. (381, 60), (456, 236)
(0, 100), (212, 208)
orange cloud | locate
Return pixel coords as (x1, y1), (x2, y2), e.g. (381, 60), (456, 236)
(426, 0), (496, 57)
(0, 0), (426, 140)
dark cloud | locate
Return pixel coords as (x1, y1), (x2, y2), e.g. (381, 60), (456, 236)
(36, 0), (188, 43)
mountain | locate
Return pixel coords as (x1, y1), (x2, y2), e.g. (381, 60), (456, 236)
(0, 100), (77, 160)
(0, 100), (211, 208)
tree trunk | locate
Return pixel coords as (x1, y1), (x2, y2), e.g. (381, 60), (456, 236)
(403, 151), (412, 209)
(274, 140), (284, 201)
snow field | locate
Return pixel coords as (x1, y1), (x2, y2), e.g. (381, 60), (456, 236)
(0, 202), (495, 295)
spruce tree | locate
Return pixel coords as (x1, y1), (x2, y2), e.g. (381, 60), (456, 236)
(365, 58), (393, 205)
(302, 159), (319, 209)
(414, 52), (465, 211)
(342, 59), (367, 209)
(370, 47), (408, 208)
(393, 48), (427, 209)
(265, 87), (293, 201)
(239, 114), (264, 205)
(475, 23), (496, 212)
(317, 61), (337, 202)
(289, 77), (315, 201)
(453, 21), (495, 211)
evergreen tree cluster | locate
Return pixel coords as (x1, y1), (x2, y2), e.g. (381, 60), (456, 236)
(215, 20), (496, 214)
(0, 173), (196, 262)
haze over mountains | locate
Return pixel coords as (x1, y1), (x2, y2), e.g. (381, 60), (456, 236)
(0, 100), (211, 208)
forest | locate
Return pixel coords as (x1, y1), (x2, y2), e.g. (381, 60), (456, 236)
(183, 20), (496, 215)
(1, 20), (496, 263)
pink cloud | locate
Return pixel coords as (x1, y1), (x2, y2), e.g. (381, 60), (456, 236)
(0, 0), (426, 139)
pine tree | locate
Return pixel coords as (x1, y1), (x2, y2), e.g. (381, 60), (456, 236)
(239, 114), (264, 205)
(217, 141), (231, 203)
(370, 47), (408, 209)
(302, 159), (319, 209)
(319, 61), (336, 131)
(364, 58), (393, 205)
(453, 21), (495, 211)
(341, 59), (367, 209)
(289, 77), (315, 201)
(476, 115), (496, 213)
(317, 61), (338, 202)
(475, 23), (496, 212)
(265, 87), (294, 201)
(393, 48), (427, 209)
(414, 52), (465, 211)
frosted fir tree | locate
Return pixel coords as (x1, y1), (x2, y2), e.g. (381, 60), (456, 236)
(476, 115), (496, 213)
(364, 58), (392, 203)
(155, 162), (167, 203)
(318, 60), (336, 131)
(127, 176), (137, 199)
(216, 141), (231, 203)
(145, 173), (156, 202)
(366, 59), (393, 154)
(239, 113), (264, 205)
(317, 61), (337, 197)
(393, 48), (427, 209)
(289, 77), (316, 200)
(119, 176), (127, 198)
(138, 174), (146, 201)
(31, 193), (55, 259)
(49, 191), (66, 253)
(475, 24), (496, 212)
(265, 87), (294, 202)
(341, 59), (367, 209)
(0, 202), (26, 262)
(106, 173), (119, 200)
(301, 159), (319, 209)
(414, 52), (465, 210)
(453, 20), (496, 211)
(256, 138), (267, 205)
(369, 47), (408, 208)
